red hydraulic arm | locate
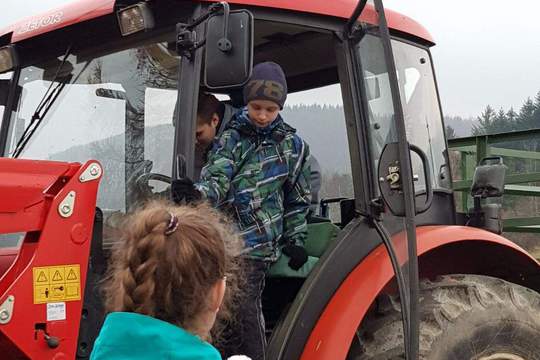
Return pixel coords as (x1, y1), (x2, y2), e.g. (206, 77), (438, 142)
(0, 158), (102, 359)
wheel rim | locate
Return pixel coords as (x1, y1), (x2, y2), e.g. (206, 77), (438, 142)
(478, 354), (526, 360)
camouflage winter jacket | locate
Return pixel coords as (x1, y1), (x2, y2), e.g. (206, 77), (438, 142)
(195, 108), (311, 260)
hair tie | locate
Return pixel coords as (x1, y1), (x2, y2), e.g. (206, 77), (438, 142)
(165, 212), (179, 235)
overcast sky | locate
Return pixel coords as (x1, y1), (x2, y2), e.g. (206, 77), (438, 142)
(1, 0), (539, 118)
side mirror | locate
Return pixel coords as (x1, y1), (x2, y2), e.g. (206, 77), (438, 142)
(204, 9), (253, 89)
(469, 157), (506, 234)
(471, 156), (507, 198)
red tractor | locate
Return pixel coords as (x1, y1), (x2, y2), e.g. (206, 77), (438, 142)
(0, 1), (538, 359)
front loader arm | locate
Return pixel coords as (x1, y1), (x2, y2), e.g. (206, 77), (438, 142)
(0, 158), (101, 359)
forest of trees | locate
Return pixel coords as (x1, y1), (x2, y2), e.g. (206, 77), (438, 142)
(445, 91), (540, 138)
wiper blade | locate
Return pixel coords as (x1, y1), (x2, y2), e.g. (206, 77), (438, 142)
(11, 45), (72, 158)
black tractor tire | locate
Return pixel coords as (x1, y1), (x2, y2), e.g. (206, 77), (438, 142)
(349, 274), (540, 360)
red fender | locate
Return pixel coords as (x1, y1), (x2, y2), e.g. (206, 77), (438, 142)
(0, 158), (102, 360)
(300, 225), (540, 360)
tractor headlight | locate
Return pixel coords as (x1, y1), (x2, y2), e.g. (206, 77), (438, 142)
(117, 2), (155, 36)
(0, 45), (18, 74)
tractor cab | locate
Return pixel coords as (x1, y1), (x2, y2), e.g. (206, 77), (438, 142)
(1, 1), (539, 360)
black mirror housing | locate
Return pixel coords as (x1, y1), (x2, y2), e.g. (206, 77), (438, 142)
(204, 10), (253, 90)
(471, 157), (507, 198)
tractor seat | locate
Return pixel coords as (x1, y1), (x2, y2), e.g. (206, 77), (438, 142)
(267, 221), (340, 278)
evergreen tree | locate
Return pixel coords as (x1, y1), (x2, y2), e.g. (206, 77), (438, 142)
(516, 98), (536, 130)
(506, 107), (518, 124)
(533, 91), (540, 125)
(493, 108), (513, 133)
(472, 105), (496, 135)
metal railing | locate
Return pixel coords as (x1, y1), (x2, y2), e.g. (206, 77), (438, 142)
(448, 128), (540, 233)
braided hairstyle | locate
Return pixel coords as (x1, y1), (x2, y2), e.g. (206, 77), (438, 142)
(103, 200), (242, 339)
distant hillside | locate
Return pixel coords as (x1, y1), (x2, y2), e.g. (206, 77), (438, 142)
(281, 104), (351, 174)
(443, 115), (477, 137)
(51, 125), (174, 210)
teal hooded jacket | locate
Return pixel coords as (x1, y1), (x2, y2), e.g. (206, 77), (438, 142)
(90, 312), (221, 360)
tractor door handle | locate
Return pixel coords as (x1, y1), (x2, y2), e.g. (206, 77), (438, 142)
(409, 144), (433, 214)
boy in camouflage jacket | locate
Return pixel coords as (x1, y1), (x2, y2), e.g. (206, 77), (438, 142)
(173, 62), (311, 360)
(197, 107), (311, 261)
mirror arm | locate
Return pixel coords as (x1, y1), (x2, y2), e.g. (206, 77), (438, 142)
(182, 2), (230, 36)
(216, 2), (232, 52)
(177, 2), (232, 58)
(185, 4), (219, 30)
(344, 0), (368, 37)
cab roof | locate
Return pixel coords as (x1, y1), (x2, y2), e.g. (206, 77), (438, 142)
(0, 0), (433, 44)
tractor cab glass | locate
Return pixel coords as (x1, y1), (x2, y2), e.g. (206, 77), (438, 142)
(359, 34), (450, 194)
(3, 39), (180, 244)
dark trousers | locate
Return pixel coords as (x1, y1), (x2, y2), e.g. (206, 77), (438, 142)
(219, 259), (268, 360)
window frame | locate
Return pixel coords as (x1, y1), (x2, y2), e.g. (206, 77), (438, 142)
(0, 69), (20, 156)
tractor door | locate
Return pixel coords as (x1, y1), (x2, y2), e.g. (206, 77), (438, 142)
(267, 2), (431, 359)
(340, 0), (431, 358)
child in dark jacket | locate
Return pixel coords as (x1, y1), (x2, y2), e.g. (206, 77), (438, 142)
(90, 201), (242, 360)
(174, 62), (311, 360)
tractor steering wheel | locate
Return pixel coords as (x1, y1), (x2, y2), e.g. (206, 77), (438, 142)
(126, 160), (173, 209)
(133, 172), (172, 200)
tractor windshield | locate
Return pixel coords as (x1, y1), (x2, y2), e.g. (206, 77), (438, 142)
(3, 39), (180, 244)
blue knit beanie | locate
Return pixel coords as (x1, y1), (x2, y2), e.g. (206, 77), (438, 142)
(243, 61), (287, 109)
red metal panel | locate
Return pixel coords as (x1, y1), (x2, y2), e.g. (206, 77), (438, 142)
(0, 158), (102, 359)
(1, 0), (114, 43)
(300, 225), (540, 360)
(0, 159), (79, 233)
(0, 248), (18, 280)
(0, 0), (433, 44)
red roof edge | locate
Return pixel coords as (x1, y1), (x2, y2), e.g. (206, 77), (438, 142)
(0, 0), (115, 43)
(0, 0), (433, 45)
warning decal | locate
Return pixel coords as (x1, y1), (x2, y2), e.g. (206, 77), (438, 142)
(33, 264), (81, 304)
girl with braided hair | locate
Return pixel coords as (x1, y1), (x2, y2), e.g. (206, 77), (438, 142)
(90, 201), (243, 360)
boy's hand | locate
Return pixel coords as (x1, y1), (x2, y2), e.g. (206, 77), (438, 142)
(171, 178), (201, 204)
(282, 244), (308, 270)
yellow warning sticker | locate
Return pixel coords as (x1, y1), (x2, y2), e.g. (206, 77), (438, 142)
(33, 264), (81, 304)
